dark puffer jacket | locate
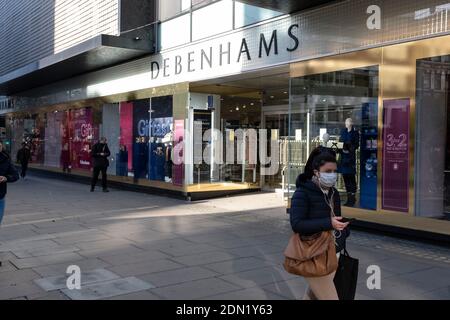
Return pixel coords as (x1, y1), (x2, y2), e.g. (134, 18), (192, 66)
(290, 174), (348, 252)
(0, 152), (19, 199)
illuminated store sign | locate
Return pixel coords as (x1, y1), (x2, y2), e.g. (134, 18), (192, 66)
(150, 25), (300, 81)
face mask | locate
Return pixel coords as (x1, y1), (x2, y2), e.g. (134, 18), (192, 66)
(318, 172), (338, 188)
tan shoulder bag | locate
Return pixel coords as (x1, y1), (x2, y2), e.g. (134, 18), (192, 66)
(283, 189), (338, 278)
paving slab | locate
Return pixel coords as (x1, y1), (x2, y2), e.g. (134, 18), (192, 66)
(203, 257), (274, 275)
(10, 252), (85, 269)
(138, 266), (219, 288)
(0, 269), (41, 288)
(62, 277), (155, 300)
(99, 250), (171, 266)
(170, 251), (238, 267)
(204, 287), (286, 300)
(32, 258), (112, 277)
(107, 259), (185, 277)
(34, 268), (120, 292)
(218, 266), (297, 289)
(150, 278), (241, 300)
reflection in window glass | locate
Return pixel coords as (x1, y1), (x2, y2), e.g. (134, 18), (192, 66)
(6, 97), (182, 188)
(192, 0), (233, 41)
(149, 96), (174, 183)
(290, 67), (379, 210)
(234, 1), (283, 29)
(159, 0), (191, 21)
(415, 55), (450, 220)
(160, 14), (191, 50)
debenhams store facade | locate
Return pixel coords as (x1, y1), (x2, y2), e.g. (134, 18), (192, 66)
(3, 0), (450, 235)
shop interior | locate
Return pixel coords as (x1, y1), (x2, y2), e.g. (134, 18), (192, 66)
(190, 65), (380, 209)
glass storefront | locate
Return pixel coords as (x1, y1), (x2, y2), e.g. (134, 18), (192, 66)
(290, 67), (379, 210)
(416, 55), (450, 220)
(6, 94), (184, 190)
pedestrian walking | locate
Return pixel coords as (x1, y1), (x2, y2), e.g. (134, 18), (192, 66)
(16, 143), (31, 179)
(0, 141), (19, 267)
(286, 151), (350, 300)
(90, 137), (111, 193)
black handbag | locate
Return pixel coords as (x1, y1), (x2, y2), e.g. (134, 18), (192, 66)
(334, 249), (359, 300)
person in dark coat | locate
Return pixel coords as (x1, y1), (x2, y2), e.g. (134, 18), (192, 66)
(16, 143), (31, 179)
(90, 137), (111, 192)
(339, 118), (360, 207)
(60, 142), (71, 173)
(291, 152), (350, 300)
(116, 145), (128, 177)
(0, 141), (19, 267)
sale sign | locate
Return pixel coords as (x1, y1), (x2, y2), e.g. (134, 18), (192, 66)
(382, 99), (410, 213)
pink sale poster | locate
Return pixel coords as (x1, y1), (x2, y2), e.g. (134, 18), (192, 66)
(382, 99), (410, 213)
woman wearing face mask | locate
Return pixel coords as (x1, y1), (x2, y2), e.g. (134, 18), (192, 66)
(0, 141), (19, 267)
(290, 150), (349, 300)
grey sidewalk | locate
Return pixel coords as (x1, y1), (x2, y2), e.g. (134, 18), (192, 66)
(0, 176), (449, 300)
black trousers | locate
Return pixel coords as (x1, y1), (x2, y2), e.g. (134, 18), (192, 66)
(20, 162), (29, 178)
(91, 166), (108, 190)
(342, 174), (357, 194)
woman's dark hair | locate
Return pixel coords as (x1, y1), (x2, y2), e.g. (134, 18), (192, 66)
(296, 148), (337, 185)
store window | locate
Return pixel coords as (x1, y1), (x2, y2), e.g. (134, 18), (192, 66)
(188, 92), (261, 186)
(5, 96), (182, 189)
(44, 111), (64, 169)
(192, 0), (233, 41)
(290, 66), (379, 210)
(149, 95), (174, 183)
(67, 107), (101, 171)
(159, 0), (191, 21)
(415, 55), (450, 220)
(160, 14), (191, 50)
(234, 1), (283, 29)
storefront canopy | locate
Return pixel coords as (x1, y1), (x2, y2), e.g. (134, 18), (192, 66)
(0, 34), (155, 95)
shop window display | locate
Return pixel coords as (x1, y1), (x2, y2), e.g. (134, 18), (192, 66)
(101, 104), (120, 176)
(415, 55), (450, 219)
(6, 96), (180, 188)
(119, 102), (134, 176)
(149, 96), (174, 183)
(290, 66), (379, 209)
(132, 99), (151, 180)
(44, 111), (64, 168)
(68, 107), (99, 171)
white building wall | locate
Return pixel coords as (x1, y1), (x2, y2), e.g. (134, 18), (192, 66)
(0, 0), (119, 77)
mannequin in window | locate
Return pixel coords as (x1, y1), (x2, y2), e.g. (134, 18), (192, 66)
(339, 118), (360, 207)
(319, 132), (336, 157)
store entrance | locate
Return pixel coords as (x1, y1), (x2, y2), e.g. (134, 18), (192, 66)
(189, 67), (290, 197)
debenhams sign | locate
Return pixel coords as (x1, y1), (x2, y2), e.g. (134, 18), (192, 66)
(150, 23), (300, 82)
(89, 16), (311, 96)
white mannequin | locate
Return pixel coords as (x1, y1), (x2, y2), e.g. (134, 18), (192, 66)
(345, 118), (354, 132)
(322, 133), (330, 147)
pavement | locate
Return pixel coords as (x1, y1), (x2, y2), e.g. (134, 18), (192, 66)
(0, 176), (449, 300)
